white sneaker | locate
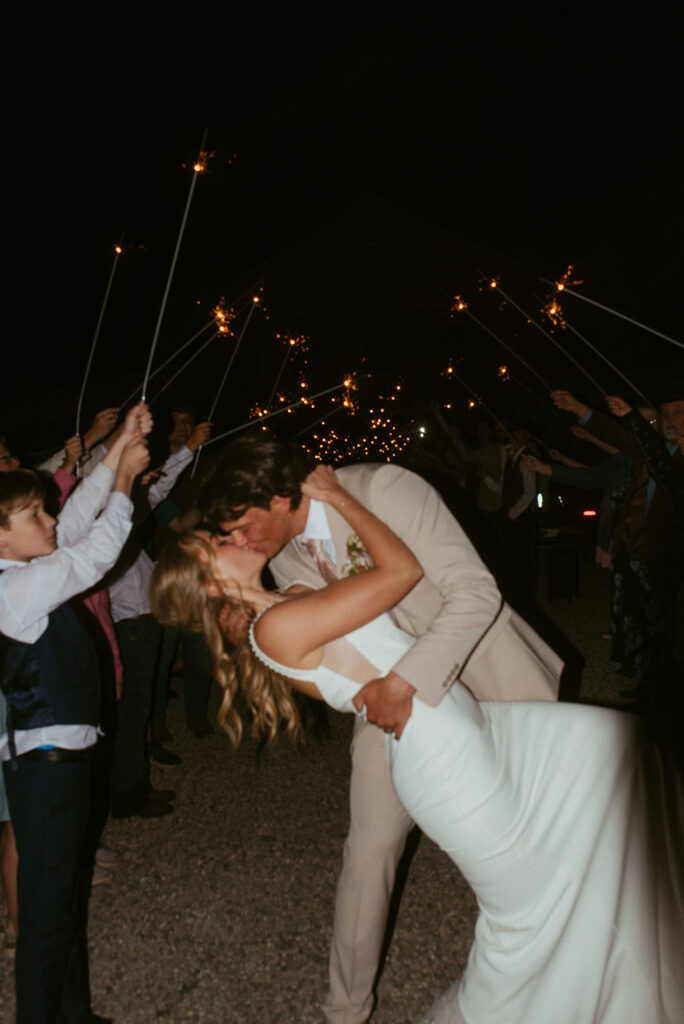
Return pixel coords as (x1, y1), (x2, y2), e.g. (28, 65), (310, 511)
(96, 846), (119, 868)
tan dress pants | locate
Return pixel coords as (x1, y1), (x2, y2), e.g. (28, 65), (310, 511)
(323, 718), (413, 1024)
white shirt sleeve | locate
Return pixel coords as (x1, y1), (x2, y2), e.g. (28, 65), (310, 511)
(36, 442), (107, 477)
(55, 462), (117, 548)
(0, 491), (133, 644)
(146, 446), (193, 510)
(507, 459), (537, 520)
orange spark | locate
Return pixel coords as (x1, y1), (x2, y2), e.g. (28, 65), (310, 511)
(555, 264), (583, 292)
(543, 298), (566, 328)
(211, 298), (236, 337)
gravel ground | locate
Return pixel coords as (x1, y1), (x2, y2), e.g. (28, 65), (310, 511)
(1, 559), (636, 1023)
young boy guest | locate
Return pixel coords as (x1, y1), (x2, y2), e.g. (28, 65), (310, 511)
(0, 402), (151, 1024)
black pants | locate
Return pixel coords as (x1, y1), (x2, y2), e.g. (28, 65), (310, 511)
(110, 614), (163, 816)
(4, 757), (94, 1024)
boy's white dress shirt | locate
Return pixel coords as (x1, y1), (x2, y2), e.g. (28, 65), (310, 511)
(0, 462), (133, 759)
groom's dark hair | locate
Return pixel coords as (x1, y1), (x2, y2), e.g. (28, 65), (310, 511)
(198, 433), (314, 528)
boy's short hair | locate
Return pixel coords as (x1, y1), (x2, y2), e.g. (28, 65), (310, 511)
(0, 470), (46, 529)
(198, 434), (314, 529)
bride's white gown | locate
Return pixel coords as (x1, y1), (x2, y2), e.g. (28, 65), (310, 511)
(250, 612), (683, 1024)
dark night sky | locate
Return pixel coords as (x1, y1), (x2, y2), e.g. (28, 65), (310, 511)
(9, 11), (683, 457)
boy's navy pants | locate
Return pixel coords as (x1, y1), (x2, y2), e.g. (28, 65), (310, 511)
(4, 756), (93, 1024)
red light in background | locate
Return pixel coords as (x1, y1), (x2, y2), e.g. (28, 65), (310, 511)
(582, 510), (598, 517)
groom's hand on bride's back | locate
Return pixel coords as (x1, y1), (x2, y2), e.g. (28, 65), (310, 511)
(353, 671), (416, 739)
(218, 604), (250, 646)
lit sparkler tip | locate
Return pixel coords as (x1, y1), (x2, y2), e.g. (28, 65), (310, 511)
(451, 295), (468, 313)
(211, 297), (237, 337)
(252, 295), (260, 303)
(555, 264), (583, 292)
(193, 150), (213, 173)
(490, 278), (499, 289)
(543, 297), (565, 326)
(115, 245), (123, 254)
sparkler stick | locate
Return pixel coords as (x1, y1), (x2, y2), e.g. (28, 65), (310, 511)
(267, 342), (295, 409)
(141, 128), (209, 401)
(148, 331), (219, 404)
(119, 319), (216, 410)
(539, 277), (683, 349)
(449, 369), (516, 446)
(190, 297), (260, 477)
(207, 298), (258, 422)
(203, 380), (354, 449)
(452, 297), (552, 391)
(76, 239), (124, 437)
(293, 402), (346, 439)
(488, 279), (606, 398)
(505, 370), (559, 417)
(540, 301), (656, 409)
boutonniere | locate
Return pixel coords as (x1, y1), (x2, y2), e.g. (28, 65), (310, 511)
(343, 533), (372, 575)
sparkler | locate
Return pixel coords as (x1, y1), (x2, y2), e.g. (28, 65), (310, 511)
(148, 331), (219, 404)
(266, 334), (308, 409)
(487, 278), (606, 398)
(119, 319), (216, 410)
(293, 402), (346, 439)
(190, 297), (261, 476)
(206, 297), (259, 423)
(447, 367), (517, 446)
(539, 274), (683, 349)
(505, 368), (559, 417)
(76, 238), (124, 438)
(211, 297), (237, 339)
(141, 128), (209, 401)
(451, 296), (552, 392)
(539, 297), (656, 409)
(203, 378), (356, 449)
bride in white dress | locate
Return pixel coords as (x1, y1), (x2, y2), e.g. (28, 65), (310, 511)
(150, 466), (683, 1024)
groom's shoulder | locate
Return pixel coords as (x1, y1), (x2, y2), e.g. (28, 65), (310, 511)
(336, 462), (435, 504)
(336, 461), (397, 495)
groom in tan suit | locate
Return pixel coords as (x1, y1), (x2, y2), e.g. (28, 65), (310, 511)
(200, 437), (562, 1024)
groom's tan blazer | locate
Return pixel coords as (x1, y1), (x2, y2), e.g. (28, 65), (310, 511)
(271, 462), (561, 704)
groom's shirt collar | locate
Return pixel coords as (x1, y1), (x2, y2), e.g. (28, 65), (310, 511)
(296, 498), (337, 564)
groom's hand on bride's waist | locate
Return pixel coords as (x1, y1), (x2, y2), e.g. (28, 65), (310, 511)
(353, 672), (416, 739)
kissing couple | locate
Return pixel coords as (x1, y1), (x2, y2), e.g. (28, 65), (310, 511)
(150, 434), (683, 1024)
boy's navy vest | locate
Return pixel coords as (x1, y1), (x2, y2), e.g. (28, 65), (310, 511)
(0, 589), (99, 759)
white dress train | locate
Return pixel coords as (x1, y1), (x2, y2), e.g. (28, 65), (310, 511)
(250, 612), (684, 1024)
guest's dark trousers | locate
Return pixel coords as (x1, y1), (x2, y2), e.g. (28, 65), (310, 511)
(111, 614), (162, 816)
(4, 757), (93, 1024)
(152, 628), (212, 729)
(182, 630), (213, 721)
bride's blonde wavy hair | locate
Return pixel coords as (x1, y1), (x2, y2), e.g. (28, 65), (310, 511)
(149, 534), (303, 747)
